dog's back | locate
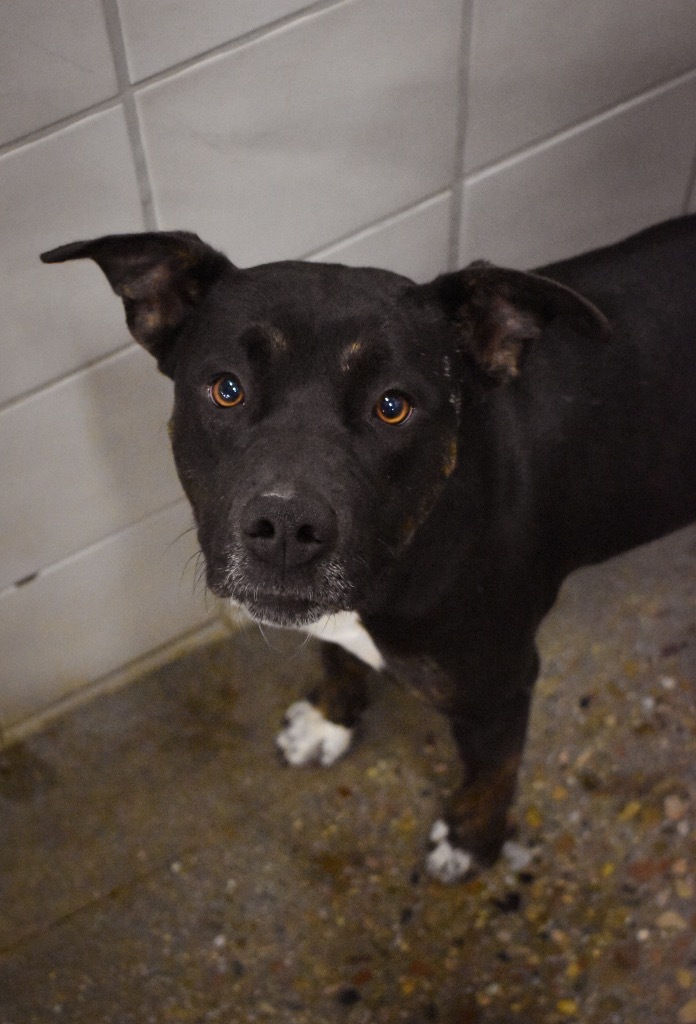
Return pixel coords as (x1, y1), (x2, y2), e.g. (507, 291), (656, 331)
(518, 215), (696, 567)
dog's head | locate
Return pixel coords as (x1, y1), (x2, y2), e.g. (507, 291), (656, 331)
(41, 232), (606, 626)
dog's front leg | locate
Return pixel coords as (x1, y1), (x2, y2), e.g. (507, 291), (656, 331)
(276, 642), (370, 767)
(427, 654), (538, 883)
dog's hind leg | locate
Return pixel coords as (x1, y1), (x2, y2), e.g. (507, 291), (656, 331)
(276, 642), (371, 767)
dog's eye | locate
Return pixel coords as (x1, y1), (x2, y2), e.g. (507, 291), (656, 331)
(209, 374), (245, 408)
(375, 391), (413, 425)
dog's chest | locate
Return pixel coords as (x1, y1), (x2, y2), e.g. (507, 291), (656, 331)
(299, 611), (385, 670)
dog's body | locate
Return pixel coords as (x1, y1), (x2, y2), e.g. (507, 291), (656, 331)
(42, 215), (696, 880)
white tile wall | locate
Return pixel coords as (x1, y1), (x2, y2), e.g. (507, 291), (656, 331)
(136, 0), (463, 264)
(459, 73), (696, 270)
(0, 501), (208, 730)
(2, 0), (696, 732)
(0, 0), (117, 146)
(309, 193), (452, 282)
(1, 109), (144, 406)
(0, 346), (181, 593)
(465, 0), (696, 172)
(117, 0), (314, 80)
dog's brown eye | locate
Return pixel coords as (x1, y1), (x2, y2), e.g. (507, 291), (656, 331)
(375, 391), (413, 425)
(210, 374), (244, 408)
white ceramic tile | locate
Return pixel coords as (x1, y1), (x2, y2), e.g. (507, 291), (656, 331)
(0, 346), (184, 592)
(0, 0), (117, 146)
(0, 501), (211, 729)
(137, 0), (462, 266)
(309, 193), (452, 282)
(118, 0), (313, 80)
(459, 75), (696, 271)
(2, 109), (145, 406)
(466, 0), (696, 172)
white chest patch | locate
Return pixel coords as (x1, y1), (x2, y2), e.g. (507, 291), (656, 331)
(226, 601), (385, 671)
(299, 610), (386, 671)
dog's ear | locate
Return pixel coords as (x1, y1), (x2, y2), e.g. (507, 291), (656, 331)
(41, 231), (231, 375)
(422, 261), (610, 382)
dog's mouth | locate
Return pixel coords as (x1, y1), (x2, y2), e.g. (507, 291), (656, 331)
(207, 552), (358, 628)
(239, 593), (330, 628)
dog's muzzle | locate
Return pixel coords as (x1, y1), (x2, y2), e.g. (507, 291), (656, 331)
(208, 486), (355, 627)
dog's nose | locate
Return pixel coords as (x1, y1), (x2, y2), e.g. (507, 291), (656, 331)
(240, 490), (338, 570)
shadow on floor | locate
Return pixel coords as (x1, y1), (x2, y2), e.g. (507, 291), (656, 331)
(1, 526), (695, 1024)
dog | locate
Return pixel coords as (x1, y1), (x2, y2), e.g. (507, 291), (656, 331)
(41, 215), (696, 882)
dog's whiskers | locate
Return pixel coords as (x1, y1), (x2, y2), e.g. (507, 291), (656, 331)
(255, 620), (279, 653)
(166, 522), (198, 556)
(376, 537), (398, 560)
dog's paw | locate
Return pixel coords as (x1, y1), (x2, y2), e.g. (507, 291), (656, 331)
(425, 819), (474, 883)
(276, 700), (353, 767)
(501, 839), (538, 873)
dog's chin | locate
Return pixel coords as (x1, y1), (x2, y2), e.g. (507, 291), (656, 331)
(243, 595), (328, 628)
(209, 555), (360, 628)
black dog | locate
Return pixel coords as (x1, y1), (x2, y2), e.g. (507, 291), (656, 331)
(41, 215), (696, 881)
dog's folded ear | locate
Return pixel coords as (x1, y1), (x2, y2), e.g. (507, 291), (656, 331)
(41, 231), (231, 375)
(422, 261), (610, 382)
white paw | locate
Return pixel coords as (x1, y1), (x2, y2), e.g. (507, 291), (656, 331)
(425, 819), (474, 884)
(276, 700), (353, 767)
(501, 839), (538, 873)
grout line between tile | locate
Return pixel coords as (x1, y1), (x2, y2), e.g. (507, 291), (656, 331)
(302, 190), (452, 262)
(126, 0), (356, 89)
(0, 1), (350, 161)
(0, 342), (137, 419)
(101, 0), (157, 230)
(463, 64), (696, 185)
(0, 98), (124, 159)
(446, 0), (475, 272)
(0, 496), (190, 604)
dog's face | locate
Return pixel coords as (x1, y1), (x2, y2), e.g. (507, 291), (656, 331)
(41, 231), (606, 627)
(169, 260), (461, 625)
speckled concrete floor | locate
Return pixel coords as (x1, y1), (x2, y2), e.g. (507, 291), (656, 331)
(1, 526), (695, 1024)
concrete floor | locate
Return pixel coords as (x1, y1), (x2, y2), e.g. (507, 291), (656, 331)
(1, 526), (695, 1024)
